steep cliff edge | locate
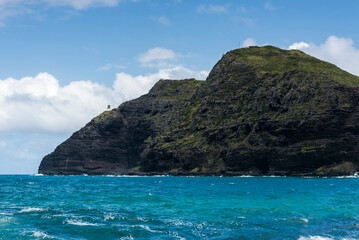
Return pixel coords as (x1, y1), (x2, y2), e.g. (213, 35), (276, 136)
(39, 46), (359, 176)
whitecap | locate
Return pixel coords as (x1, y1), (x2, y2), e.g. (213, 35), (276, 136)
(132, 224), (158, 233)
(0, 216), (13, 223)
(31, 231), (53, 239)
(104, 213), (115, 221)
(335, 172), (359, 178)
(66, 219), (100, 226)
(300, 218), (309, 223)
(166, 219), (193, 226)
(0, 212), (12, 215)
(168, 231), (186, 240)
(298, 236), (333, 240)
(19, 208), (47, 213)
(120, 235), (134, 240)
(136, 217), (148, 222)
(33, 174), (44, 176)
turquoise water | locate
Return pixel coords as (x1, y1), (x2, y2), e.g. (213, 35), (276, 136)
(0, 176), (359, 239)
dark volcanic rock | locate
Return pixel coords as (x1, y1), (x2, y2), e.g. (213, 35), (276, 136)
(39, 46), (359, 176)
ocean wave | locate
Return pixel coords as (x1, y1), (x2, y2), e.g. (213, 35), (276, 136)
(300, 218), (309, 223)
(165, 219), (194, 227)
(0, 212), (12, 215)
(0, 216), (14, 223)
(298, 236), (333, 240)
(335, 172), (359, 178)
(119, 236), (134, 240)
(30, 231), (53, 239)
(65, 219), (100, 226)
(104, 213), (115, 221)
(19, 208), (47, 213)
(132, 224), (158, 233)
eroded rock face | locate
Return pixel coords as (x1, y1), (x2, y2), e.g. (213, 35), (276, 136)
(39, 46), (359, 176)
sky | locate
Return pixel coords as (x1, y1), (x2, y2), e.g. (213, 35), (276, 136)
(1, 0), (359, 174)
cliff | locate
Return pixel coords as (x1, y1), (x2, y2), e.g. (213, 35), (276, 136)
(39, 46), (359, 176)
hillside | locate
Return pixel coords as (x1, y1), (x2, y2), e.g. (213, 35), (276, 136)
(38, 46), (359, 176)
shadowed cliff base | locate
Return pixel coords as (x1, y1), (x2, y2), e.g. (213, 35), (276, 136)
(39, 46), (359, 176)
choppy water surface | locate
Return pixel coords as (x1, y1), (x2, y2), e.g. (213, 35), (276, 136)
(0, 175), (359, 239)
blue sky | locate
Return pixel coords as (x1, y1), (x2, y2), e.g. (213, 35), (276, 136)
(1, 0), (359, 174)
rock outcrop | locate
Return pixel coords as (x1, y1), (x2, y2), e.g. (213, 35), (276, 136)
(39, 46), (359, 176)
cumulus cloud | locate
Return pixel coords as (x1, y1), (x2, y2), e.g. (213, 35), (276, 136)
(197, 4), (229, 13)
(241, 38), (257, 48)
(0, 67), (209, 133)
(289, 36), (359, 76)
(288, 41), (310, 50)
(0, 73), (118, 132)
(136, 47), (178, 68)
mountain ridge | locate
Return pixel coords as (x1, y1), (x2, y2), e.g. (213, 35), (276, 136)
(38, 46), (359, 176)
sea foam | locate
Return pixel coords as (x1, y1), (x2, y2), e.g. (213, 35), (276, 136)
(19, 208), (47, 213)
(66, 219), (100, 226)
(31, 231), (53, 239)
(298, 236), (333, 240)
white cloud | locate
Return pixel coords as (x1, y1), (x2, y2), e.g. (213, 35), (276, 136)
(241, 38), (257, 48)
(197, 4), (229, 13)
(42, 0), (121, 9)
(97, 63), (126, 71)
(0, 0), (133, 23)
(0, 141), (6, 148)
(288, 41), (310, 50)
(137, 47), (177, 66)
(0, 67), (209, 133)
(0, 73), (118, 132)
(150, 16), (170, 26)
(288, 36), (359, 76)
(0, 0), (126, 10)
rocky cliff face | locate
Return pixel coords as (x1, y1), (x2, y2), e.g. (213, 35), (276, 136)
(39, 46), (359, 176)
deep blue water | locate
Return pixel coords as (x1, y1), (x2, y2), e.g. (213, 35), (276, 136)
(0, 175), (359, 239)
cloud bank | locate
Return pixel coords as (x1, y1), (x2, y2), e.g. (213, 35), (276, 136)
(0, 67), (208, 133)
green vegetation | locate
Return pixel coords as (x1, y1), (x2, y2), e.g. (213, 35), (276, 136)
(315, 161), (358, 175)
(93, 110), (113, 123)
(228, 46), (359, 86)
(301, 145), (326, 153)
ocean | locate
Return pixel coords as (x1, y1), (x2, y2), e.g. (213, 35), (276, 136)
(0, 175), (358, 240)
